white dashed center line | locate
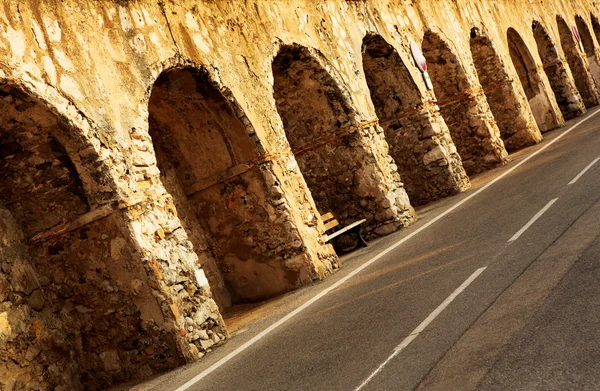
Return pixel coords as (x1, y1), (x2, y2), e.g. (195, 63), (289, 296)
(354, 267), (487, 391)
(568, 157), (600, 185)
(508, 198), (559, 242)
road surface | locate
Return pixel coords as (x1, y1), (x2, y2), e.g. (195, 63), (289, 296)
(134, 108), (600, 391)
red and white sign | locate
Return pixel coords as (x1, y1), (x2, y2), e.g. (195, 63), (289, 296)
(411, 41), (428, 72)
(410, 41), (433, 90)
(573, 26), (585, 53)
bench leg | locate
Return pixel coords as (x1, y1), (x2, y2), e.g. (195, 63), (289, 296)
(333, 225), (368, 253)
(350, 224), (368, 249)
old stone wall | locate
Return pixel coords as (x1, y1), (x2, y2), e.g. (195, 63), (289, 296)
(422, 31), (508, 176)
(532, 20), (587, 120)
(0, 84), (222, 390)
(470, 30), (544, 151)
(362, 33), (471, 205)
(147, 66), (329, 309)
(1, 0), (600, 389)
(557, 15), (600, 108)
(507, 28), (563, 133)
(272, 44), (415, 233)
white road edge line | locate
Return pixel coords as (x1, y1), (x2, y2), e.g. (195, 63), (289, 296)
(173, 109), (600, 391)
(508, 198), (559, 242)
(568, 157), (600, 185)
(354, 267), (487, 391)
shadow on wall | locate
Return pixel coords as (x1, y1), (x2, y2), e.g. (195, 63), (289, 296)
(0, 85), (181, 390)
(422, 30), (508, 176)
(506, 27), (563, 132)
(147, 67), (319, 310)
(532, 20), (586, 120)
(469, 27), (542, 151)
(272, 44), (416, 235)
(361, 33), (470, 206)
(556, 15), (600, 108)
(575, 15), (600, 98)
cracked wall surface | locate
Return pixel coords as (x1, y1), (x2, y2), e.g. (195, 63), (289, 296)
(0, 0), (599, 389)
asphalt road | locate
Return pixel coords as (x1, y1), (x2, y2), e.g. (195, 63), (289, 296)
(136, 107), (600, 391)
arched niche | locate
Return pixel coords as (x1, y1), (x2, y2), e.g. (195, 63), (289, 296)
(532, 20), (586, 119)
(0, 83), (179, 390)
(361, 33), (470, 205)
(422, 31), (508, 175)
(575, 15), (600, 97)
(469, 28), (542, 151)
(507, 27), (562, 132)
(272, 43), (416, 236)
(557, 15), (599, 108)
(147, 66), (320, 308)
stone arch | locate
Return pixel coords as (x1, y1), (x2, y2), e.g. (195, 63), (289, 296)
(422, 31), (508, 176)
(147, 66), (327, 309)
(575, 15), (600, 93)
(361, 33), (470, 206)
(469, 28), (542, 151)
(507, 27), (562, 132)
(0, 82), (188, 390)
(591, 13), (600, 44)
(557, 15), (599, 108)
(532, 20), (586, 119)
(272, 43), (416, 236)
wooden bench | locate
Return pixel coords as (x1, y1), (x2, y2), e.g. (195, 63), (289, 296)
(321, 212), (368, 253)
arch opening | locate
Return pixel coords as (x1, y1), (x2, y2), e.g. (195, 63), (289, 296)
(272, 45), (358, 220)
(470, 29), (541, 151)
(532, 21), (586, 119)
(0, 85), (177, 390)
(591, 13), (600, 46)
(148, 67), (317, 310)
(557, 15), (599, 108)
(507, 28), (561, 132)
(272, 44), (415, 235)
(361, 34), (469, 206)
(575, 15), (600, 96)
(422, 31), (507, 175)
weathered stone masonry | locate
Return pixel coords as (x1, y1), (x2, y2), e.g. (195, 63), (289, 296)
(470, 29), (544, 151)
(533, 20), (587, 120)
(148, 66), (335, 310)
(557, 15), (600, 108)
(362, 33), (471, 206)
(0, 83), (226, 390)
(272, 44), (415, 234)
(0, 0), (599, 389)
(507, 27), (564, 133)
(422, 31), (508, 176)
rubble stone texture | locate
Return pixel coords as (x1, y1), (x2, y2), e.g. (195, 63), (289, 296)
(272, 45), (416, 232)
(591, 14), (600, 54)
(507, 28), (565, 133)
(557, 15), (600, 108)
(0, 0), (599, 389)
(470, 30), (544, 151)
(0, 85), (194, 390)
(361, 34), (471, 205)
(422, 31), (508, 176)
(148, 67), (335, 309)
(575, 15), (600, 100)
(533, 21), (587, 120)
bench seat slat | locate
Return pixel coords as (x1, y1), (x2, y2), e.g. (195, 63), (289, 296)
(321, 212), (335, 222)
(323, 219), (339, 231)
(325, 219), (366, 242)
